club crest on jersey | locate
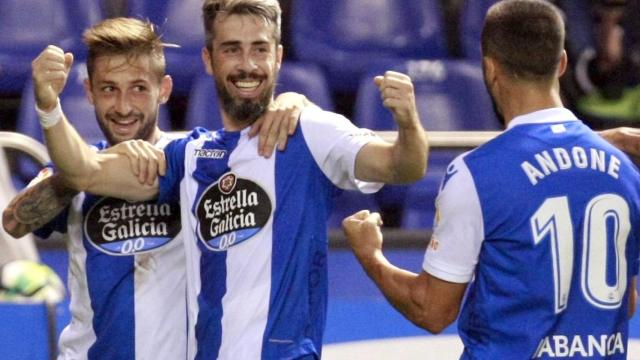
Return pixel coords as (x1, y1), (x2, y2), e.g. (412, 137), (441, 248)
(196, 172), (272, 251)
(84, 198), (181, 256)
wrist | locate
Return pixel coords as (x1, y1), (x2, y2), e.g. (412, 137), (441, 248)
(35, 98), (62, 129)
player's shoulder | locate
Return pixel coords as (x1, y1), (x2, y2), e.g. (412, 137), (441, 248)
(299, 107), (348, 128)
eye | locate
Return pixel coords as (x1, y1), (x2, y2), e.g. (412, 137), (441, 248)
(133, 85), (148, 92)
(224, 46), (240, 54)
(101, 85), (115, 92)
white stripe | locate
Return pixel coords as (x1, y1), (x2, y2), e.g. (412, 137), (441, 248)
(57, 193), (95, 360)
(218, 134), (274, 360)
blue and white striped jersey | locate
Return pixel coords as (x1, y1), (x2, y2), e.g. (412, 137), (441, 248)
(159, 107), (381, 359)
(425, 108), (640, 359)
(35, 134), (186, 360)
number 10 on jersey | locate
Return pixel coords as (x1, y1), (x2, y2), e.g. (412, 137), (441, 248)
(531, 194), (630, 313)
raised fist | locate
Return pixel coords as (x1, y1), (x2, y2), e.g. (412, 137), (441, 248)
(31, 45), (74, 111)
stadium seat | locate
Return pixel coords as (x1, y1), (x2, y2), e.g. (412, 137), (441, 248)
(16, 62), (171, 185)
(353, 59), (495, 224)
(128, 0), (205, 95)
(460, 0), (594, 60)
(0, 0), (101, 93)
(354, 59), (500, 131)
(291, 0), (448, 93)
(327, 190), (380, 230)
(185, 61), (334, 130)
(459, 0), (497, 60)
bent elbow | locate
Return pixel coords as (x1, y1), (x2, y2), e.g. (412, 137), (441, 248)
(417, 316), (455, 335)
(413, 307), (458, 335)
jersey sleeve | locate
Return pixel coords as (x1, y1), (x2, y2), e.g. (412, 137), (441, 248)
(423, 155), (484, 283)
(158, 131), (196, 204)
(299, 108), (383, 193)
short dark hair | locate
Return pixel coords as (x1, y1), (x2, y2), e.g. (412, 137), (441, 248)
(481, 0), (565, 80)
(83, 17), (170, 82)
(202, 0), (281, 51)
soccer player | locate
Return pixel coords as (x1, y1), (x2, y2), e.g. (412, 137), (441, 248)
(26, 0), (428, 358)
(3, 16), (309, 359)
(343, 1), (640, 359)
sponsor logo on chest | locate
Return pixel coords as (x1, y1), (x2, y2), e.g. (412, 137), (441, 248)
(195, 172), (272, 251)
(84, 198), (181, 255)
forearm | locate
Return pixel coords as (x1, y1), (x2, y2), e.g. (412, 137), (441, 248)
(356, 251), (444, 332)
(41, 107), (101, 190)
(2, 175), (77, 238)
(390, 125), (428, 182)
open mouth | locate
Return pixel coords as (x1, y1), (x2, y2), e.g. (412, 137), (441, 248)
(230, 77), (264, 98)
(109, 117), (140, 134)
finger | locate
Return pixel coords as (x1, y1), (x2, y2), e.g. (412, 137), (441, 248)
(136, 141), (159, 185)
(366, 212), (384, 226)
(123, 141), (140, 177)
(64, 53), (74, 74)
(129, 140), (150, 184)
(258, 112), (276, 157)
(374, 76), (384, 89)
(276, 109), (294, 151)
(248, 116), (264, 138)
(287, 107), (300, 135)
(157, 149), (166, 176)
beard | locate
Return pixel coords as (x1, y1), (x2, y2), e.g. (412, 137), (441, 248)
(215, 70), (276, 126)
(96, 110), (157, 145)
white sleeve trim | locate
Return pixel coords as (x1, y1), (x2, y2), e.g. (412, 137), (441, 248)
(300, 108), (383, 192)
(423, 154), (484, 283)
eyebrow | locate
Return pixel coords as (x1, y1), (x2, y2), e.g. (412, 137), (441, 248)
(219, 40), (270, 47)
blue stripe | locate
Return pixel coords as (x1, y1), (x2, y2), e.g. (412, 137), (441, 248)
(195, 249), (227, 360)
(191, 129), (240, 358)
(83, 193), (136, 360)
(263, 127), (337, 359)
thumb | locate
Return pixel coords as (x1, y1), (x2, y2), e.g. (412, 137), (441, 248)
(64, 52), (74, 73)
(373, 76), (384, 89)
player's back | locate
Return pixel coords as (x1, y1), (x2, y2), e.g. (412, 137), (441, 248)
(457, 111), (640, 359)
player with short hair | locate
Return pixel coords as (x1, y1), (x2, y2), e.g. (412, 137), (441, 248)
(3, 16), (309, 359)
(28, 0), (428, 357)
(343, 1), (640, 359)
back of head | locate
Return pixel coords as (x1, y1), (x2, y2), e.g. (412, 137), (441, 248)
(201, 0), (282, 50)
(83, 17), (168, 82)
(481, 0), (565, 81)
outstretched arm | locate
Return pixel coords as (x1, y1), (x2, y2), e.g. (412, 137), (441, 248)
(32, 45), (161, 201)
(599, 127), (640, 165)
(343, 210), (467, 333)
(2, 173), (77, 238)
(354, 71), (428, 184)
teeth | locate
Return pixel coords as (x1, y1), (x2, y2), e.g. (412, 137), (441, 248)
(235, 80), (260, 89)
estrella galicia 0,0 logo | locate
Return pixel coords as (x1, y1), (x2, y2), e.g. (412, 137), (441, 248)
(84, 197), (181, 255)
(196, 172), (272, 251)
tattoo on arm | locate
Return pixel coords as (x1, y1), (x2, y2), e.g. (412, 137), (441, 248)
(2, 175), (77, 238)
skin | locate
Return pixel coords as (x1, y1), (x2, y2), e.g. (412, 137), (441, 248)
(30, 13), (428, 203)
(3, 39), (307, 237)
(343, 50), (638, 333)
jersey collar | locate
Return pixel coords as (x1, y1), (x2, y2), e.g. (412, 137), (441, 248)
(506, 107), (580, 130)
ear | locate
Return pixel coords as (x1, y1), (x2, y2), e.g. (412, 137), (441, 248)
(275, 44), (283, 71)
(483, 56), (497, 85)
(83, 78), (95, 105)
(202, 47), (214, 75)
(159, 75), (173, 105)
(557, 50), (568, 77)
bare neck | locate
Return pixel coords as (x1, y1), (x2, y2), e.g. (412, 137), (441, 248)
(500, 81), (564, 126)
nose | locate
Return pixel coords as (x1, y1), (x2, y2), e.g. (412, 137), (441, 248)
(114, 91), (132, 116)
(238, 52), (258, 73)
